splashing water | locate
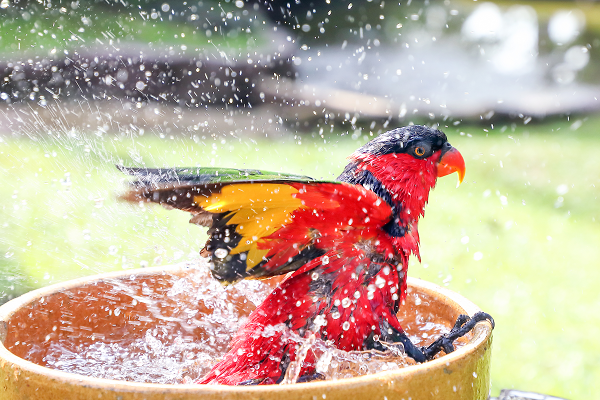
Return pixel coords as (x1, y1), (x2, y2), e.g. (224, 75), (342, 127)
(5, 261), (468, 384)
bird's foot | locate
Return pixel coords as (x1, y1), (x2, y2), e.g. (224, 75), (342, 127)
(296, 373), (326, 383)
(422, 311), (494, 361)
(237, 378), (267, 385)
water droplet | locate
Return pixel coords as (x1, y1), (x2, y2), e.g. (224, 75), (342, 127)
(321, 255), (329, 265)
(556, 184), (569, 195)
(314, 314), (327, 327)
(214, 248), (228, 259)
(443, 275), (453, 285)
(375, 276), (386, 288)
(341, 298), (351, 308)
(342, 321), (351, 331)
(331, 311), (340, 320)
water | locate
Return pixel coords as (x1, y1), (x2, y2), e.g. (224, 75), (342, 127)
(5, 261), (468, 384)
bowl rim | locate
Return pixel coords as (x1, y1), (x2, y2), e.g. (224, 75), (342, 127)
(0, 262), (492, 394)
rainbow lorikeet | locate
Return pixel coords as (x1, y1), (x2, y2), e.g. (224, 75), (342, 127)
(120, 125), (494, 385)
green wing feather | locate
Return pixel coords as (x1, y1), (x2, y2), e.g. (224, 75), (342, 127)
(118, 165), (335, 283)
(118, 166), (392, 284)
(118, 165), (317, 189)
(118, 165), (327, 224)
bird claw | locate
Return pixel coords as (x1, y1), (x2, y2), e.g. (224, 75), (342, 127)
(422, 311), (494, 361)
(296, 373), (326, 383)
(237, 378), (267, 385)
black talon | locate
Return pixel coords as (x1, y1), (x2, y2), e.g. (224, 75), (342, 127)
(441, 340), (455, 355)
(296, 373), (326, 383)
(237, 378), (265, 385)
(367, 312), (494, 363)
(422, 311), (495, 361)
(476, 311), (495, 328)
(452, 314), (471, 330)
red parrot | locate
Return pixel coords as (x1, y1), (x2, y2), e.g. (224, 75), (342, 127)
(120, 125), (493, 385)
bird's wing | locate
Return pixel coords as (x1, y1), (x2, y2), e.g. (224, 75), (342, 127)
(119, 166), (393, 283)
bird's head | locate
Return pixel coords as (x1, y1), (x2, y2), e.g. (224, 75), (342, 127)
(339, 125), (465, 223)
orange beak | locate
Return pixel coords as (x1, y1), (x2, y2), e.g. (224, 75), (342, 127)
(437, 146), (466, 186)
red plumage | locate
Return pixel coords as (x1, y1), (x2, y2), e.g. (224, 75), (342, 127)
(120, 125), (492, 386)
(197, 128), (455, 385)
(200, 248), (407, 385)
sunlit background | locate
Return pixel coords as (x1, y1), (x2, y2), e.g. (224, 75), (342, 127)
(1, 0), (599, 398)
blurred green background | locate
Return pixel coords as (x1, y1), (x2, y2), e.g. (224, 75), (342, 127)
(1, 0), (600, 399)
(3, 117), (599, 398)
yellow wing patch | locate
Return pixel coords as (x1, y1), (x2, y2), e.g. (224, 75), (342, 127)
(197, 183), (301, 212)
(194, 183), (305, 269)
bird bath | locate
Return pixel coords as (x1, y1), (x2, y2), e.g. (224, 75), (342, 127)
(0, 260), (492, 400)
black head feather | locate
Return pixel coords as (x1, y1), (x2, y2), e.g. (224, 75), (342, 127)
(336, 126), (451, 238)
(353, 125), (448, 157)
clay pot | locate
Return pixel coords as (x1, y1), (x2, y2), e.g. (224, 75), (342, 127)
(0, 262), (492, 400)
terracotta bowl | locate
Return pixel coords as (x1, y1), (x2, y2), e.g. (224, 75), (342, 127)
(0, 262), (492, 400)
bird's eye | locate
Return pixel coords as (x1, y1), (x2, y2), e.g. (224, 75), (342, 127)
(414, 147), (426, 157)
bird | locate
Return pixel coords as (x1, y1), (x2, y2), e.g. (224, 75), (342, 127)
(119, 125), (494, 385)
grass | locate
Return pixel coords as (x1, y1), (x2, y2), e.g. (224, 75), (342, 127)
(1, 113), (599, 399)
(418, 118), (600, 398)
(1, 0), (599, 397)
(0, 3), (264, 58)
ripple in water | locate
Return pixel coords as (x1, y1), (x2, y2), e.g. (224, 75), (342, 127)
(5, 261), (469, 384)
